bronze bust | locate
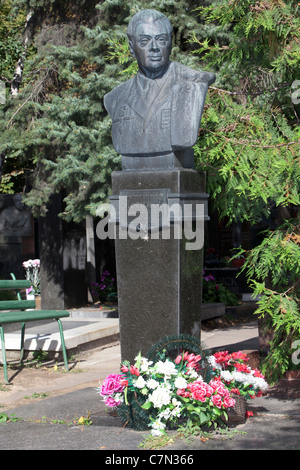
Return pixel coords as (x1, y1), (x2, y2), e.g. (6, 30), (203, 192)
(104, 9), (215, 158)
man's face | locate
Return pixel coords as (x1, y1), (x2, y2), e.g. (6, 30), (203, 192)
(129, 20), (172, 76)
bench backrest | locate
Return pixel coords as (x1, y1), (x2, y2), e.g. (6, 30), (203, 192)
(0, 277), (35, 311)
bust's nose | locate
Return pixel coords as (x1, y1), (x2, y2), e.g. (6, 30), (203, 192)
(149, 39), (160, 52)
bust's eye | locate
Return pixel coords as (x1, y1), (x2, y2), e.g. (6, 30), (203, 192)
(157, 37), (167, 45)
(139, 38), (150, 47)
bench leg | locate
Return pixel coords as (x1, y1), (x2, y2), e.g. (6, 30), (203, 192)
(57, 319), (68, 371)
(20, 322), (25, 364)
(0, 325), (9, 385)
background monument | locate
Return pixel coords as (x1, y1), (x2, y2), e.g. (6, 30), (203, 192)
(104, 9), (215, 362)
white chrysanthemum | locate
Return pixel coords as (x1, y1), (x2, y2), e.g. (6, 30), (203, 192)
(231, 371), (248, 383)
(147, 378), (159, 389)
(220, 370), (234, 382)
(250, 374), (268, 390)
(155, 360), (178, 378)
(174, 376), (188, 389)
(134, 375), (146, 389)
(207, 356), (222, 370)
(149, 385), (172, 409)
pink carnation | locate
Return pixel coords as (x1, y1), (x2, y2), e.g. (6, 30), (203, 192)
(188, 381), (214, 402)
(223, 396), (235, 409)
(100, 373), (124, 397)
(209, 378), (228, 396)
(104, 396), (121, 408)
(211, 394), (222, 409)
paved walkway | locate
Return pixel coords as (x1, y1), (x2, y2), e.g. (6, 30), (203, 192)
(0, 321), (299, 451)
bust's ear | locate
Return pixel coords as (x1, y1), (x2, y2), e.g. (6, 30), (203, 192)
(129, 41), (136, 59)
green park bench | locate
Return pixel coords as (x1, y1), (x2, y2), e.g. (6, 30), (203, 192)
(0, 274), (70, 384)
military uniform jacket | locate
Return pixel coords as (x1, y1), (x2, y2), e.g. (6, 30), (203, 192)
(104, 61), (215, 156)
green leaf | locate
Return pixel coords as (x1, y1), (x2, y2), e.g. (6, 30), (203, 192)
(199, 411), (208, 425)
(141, 401), (152, 410)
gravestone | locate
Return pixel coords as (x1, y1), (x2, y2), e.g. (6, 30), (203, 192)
(104, 9), (215, 362)
(39, 194), (87, 309)
(0, 194), (35, 279)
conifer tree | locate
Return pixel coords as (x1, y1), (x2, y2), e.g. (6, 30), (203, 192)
(191, 0), (300, 382)
(0, 0), (213, 219)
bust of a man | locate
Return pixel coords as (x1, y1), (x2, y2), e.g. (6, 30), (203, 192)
(104, 9), (215, 159)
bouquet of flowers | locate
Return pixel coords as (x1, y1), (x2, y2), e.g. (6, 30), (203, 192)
(207, 351), (268, 400)
(98, 349), (236, 436)
(23, 259), (40, 295)
(91, 271), (117, 303)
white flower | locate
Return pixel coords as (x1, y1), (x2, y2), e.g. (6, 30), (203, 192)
(249, 373), (268, 390)
(151, 428), (164, 437)
(171, 398), (181, 407)
(186, 368), (198, 379)
(174, 376), (188, 389)
(158, 408), (171, 420)
(147, 378), (159, 389)
(231, 371), (247, 383)
(220, 370), (234, 382)
(207, 355), (222, 371)
(150, 418), (166, 436)
(149, 385), (172, 409)
(135, 356), (153, 372)
(114, 393), (124, 403)
(133, 375), (146, 389)
(155, 360), (177, 379)
(170, 407), (181, 418)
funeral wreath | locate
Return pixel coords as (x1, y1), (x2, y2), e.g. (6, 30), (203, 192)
(97, 336), (268, 435)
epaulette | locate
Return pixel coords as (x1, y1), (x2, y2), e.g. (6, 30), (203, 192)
(175, 62), (215, 86)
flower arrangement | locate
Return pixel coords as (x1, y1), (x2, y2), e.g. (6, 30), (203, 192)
(91, 270), (117, 303)
(208, 351), (268, 400)
(98, 349), (237, 436)
(202, 270), (239, 306)
(23, 259), (40, 295)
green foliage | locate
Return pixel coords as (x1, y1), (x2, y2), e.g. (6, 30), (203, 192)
(0, 0), (27, 82)
(191, 0), (300, 223)
(193, 0), (300, 94)
(236, 220), (300, 383)
(0, 412), (22, 423)
(194, 90), (300, 223)
(202, 274), (240, 306)
(90, 270), (117, 302)
(1, 0), (208, 218)
(190, 0), (300, 383)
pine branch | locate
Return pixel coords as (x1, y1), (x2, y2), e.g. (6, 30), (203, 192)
(201, 128), (299, 149)
(210, 83), (290, 97)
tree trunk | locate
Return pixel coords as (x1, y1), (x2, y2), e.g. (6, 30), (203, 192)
(10, 11), (33, 97)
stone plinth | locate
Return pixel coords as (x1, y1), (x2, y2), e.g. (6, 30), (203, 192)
(110, 168), (208, 362)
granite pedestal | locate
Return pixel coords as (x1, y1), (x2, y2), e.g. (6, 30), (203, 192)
(110, 162), (208, 362)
